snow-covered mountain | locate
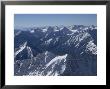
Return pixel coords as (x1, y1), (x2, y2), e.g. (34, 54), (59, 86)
(14, 25), (97, 76)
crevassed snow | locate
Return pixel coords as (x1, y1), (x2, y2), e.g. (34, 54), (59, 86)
(14, 42), (27, 57)
(45, 54), (68, 68)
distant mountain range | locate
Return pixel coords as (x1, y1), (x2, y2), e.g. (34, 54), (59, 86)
(14, 25), (97, 76)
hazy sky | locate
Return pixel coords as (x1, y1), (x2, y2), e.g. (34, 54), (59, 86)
(14, 14), (97, 29)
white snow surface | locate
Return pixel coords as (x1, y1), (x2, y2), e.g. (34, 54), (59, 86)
(86, 41), (97, 55)
(14, 42), (27, 57)
(45, 54), (68, 68)
(30, 30), (34, 33)
(42, 28), (47, 32)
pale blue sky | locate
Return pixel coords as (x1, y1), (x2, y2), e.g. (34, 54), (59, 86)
(14, 14), (97, 29)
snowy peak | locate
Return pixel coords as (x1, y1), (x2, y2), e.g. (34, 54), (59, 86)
(28, 54), (68, 76)
(15, 51), (68, 76)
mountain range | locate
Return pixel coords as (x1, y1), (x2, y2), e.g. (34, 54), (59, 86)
(14, 25), (97, 76)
